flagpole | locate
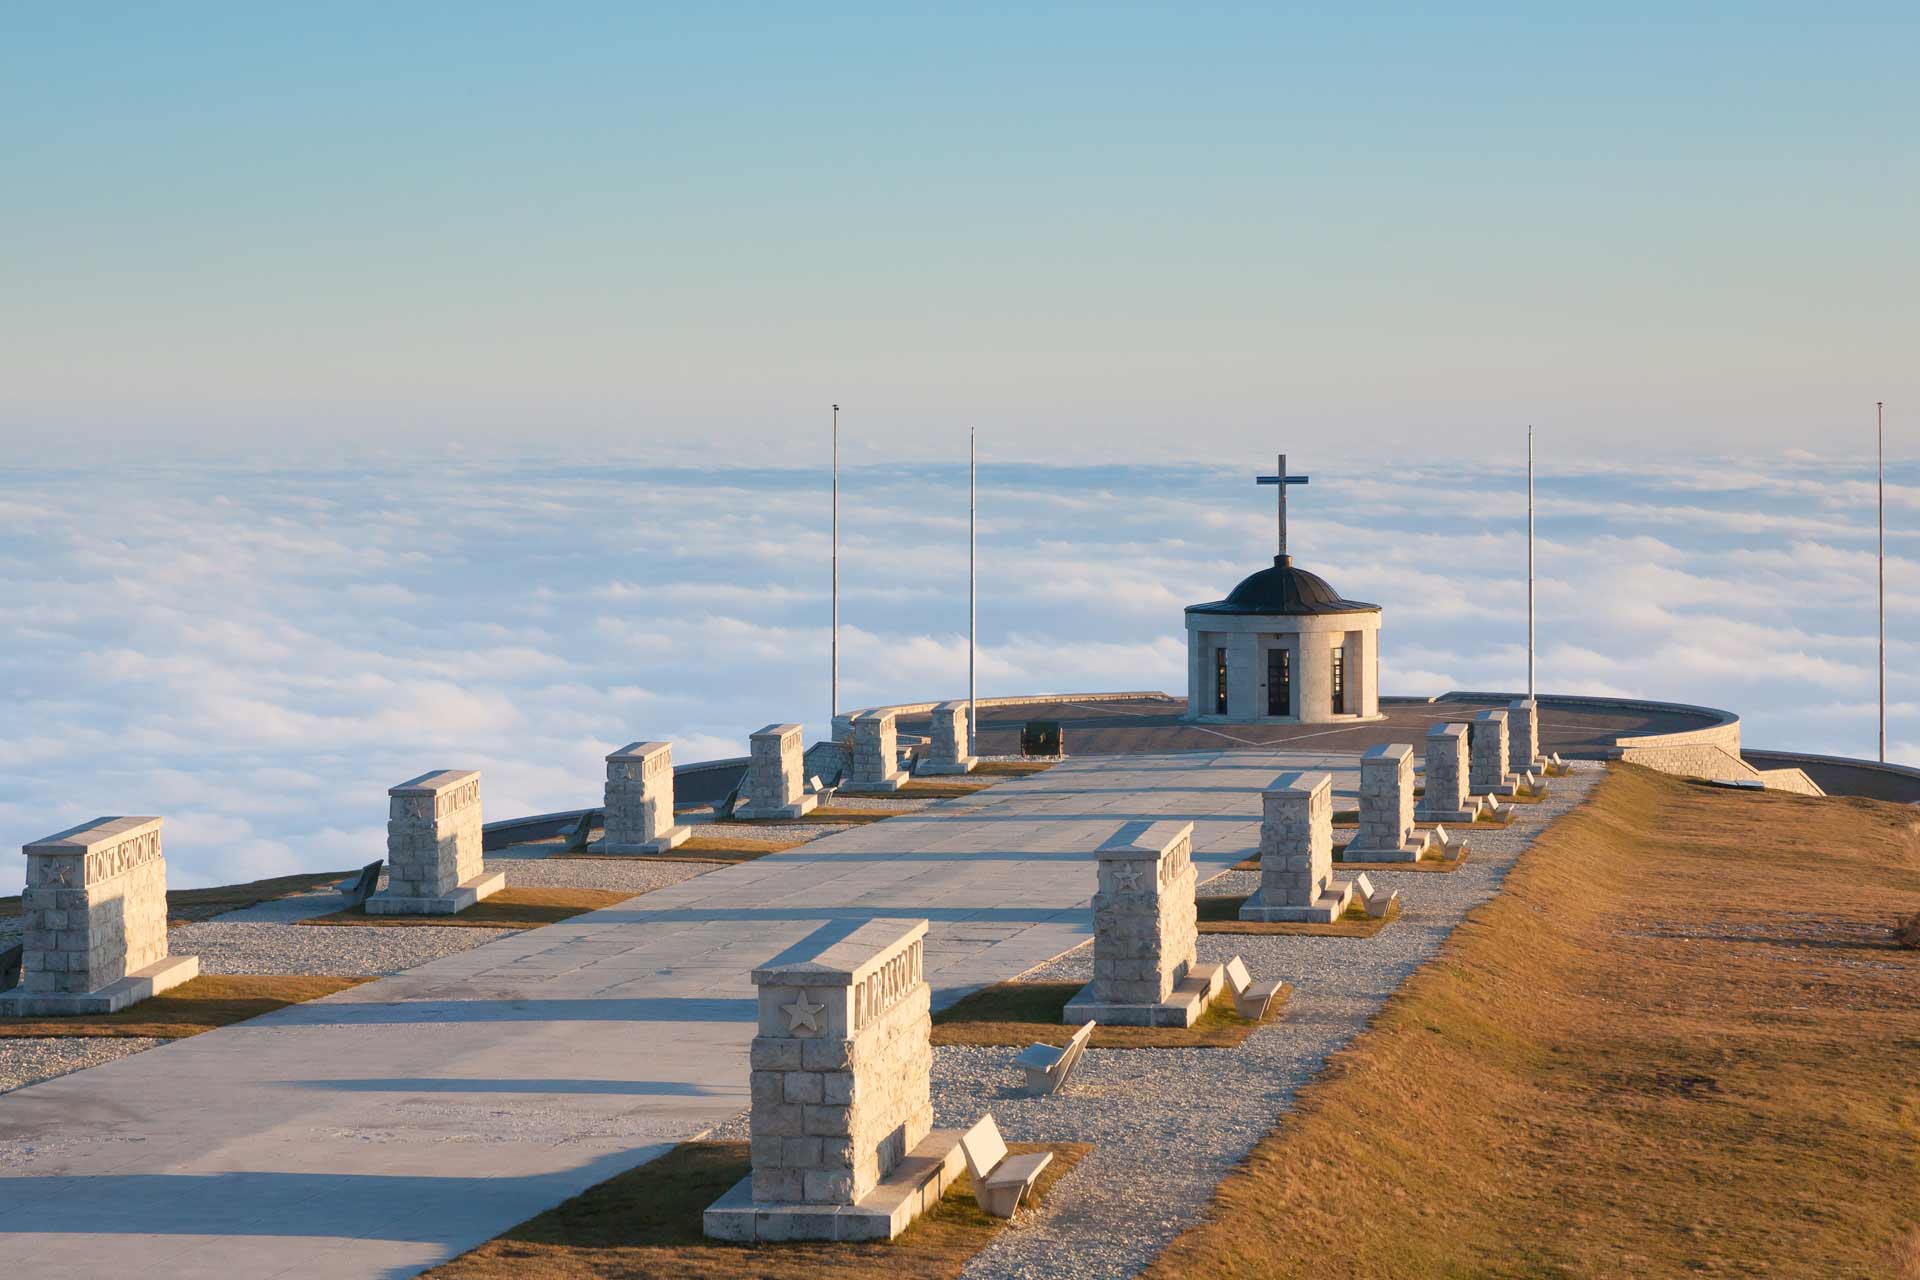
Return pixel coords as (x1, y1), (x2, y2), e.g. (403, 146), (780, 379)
(1879, 401), (1886, 762)
(831, 404), (839, 726)
(968, 428), (977, 758)
(1528, 426), (1535, 700)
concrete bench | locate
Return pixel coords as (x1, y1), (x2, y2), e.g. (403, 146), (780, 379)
(958, 1113), (1054, 1219)
(1353, 873), (1399, 919)
(1012, 1019), (1094, 1096)
(0, 941), (21, 993)
(1222, 955), (1286, 1021)
(340, 860), (383, 908)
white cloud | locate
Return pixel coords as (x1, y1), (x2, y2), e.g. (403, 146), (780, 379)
(1, 451), (1912, 896)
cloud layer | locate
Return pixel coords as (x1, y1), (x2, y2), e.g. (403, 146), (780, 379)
(1, 452), (1912, 894)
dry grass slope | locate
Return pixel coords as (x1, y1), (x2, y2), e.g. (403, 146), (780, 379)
(1146, 765), (1920, 1279)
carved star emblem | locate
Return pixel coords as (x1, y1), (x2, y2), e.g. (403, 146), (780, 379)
(1114, 866), (1145, 892)
(782, 994), (826, 1034)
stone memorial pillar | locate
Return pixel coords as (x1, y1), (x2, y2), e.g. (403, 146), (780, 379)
(1065, 820), (1222, 1027)
(705, 918), (963, 1242)
(1240, 772), (1355, 923)
(1416, 722), (1479, 822)
(1508, 698), (1545, 774)
(594, 741), (690, 854)
(367, 770), (505, 915)
(1344, 743), (1431, 861)
(920, 700), (976, 775)
(0, 817), (199, 1016)
(846, 711), (908, 792)
(739, 723), (818, 819)
(1469, 710), (1520, 797)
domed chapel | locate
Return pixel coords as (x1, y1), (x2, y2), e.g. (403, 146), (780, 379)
(1184, 455), (1383, 724)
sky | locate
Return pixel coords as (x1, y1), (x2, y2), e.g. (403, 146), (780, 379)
(0, 452), (1912, 896)
(0, 10), (1914, 894)
(2, 4), (1915, 459)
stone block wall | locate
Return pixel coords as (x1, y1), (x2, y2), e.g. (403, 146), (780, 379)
(747, 919), (932, 1206)
(603, 742), (676, 847)
(1469, 711), (1511, 792)
(746, 724), (806, 811)
(1089, 821), (1197, 1006)
(848, 712), (903, 788)
(925, 701), (972, 770)
(387, 770), (483, 898)
(1424, 722), (1469, 812)
(1259, 772), (1333, 910)
(18, 817), (170, 995)
(1355, 744), (1415, 850)
(1508, 699), (1539, 772)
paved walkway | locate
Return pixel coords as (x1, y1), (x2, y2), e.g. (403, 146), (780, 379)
(0, 750), (1360, 1280)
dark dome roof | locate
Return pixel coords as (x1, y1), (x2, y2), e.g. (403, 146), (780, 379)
(1185, 555), (1381, 617)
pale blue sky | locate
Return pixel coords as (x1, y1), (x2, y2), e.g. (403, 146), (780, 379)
(2, 4), (1913, 459)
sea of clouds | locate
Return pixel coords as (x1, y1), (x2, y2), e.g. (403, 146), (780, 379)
(1, 452), (1912, 895)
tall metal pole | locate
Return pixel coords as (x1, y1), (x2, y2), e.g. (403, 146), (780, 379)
(1527, 426), (1535, 700)
(968, 428), (977, 758)
(831, 404), (839, 725)
(1879, 401), (1886, 762)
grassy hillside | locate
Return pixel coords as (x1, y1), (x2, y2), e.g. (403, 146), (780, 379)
(1148, 764), (1920, 1279)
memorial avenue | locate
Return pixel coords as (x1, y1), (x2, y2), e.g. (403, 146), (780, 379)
(4, 9), (1916, 1274)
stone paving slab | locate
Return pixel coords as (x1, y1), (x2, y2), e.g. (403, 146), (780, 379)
(0, 750), (1359, 1280)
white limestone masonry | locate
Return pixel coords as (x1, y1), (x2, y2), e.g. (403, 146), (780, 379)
(1508, 698), (1544, 773)
(1344, 743), (1431, 861)
(594, 742), (690, 854)
(920, 700), (977, 775)
(847, 711), (909, 792)
(1416, 722), (1479, 822)
(1469, 710), (1520, 797)
(1064, 821), (1222, 1027)
(742, 724), (819, 819)
(367, 770), (505, 915)
(1240, 771), (1355, 923)
(0, 816), (199, 1016)
(705, 918), (961, 1242)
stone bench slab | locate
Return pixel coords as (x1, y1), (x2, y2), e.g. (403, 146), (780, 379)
(1063, 960), (1225, 1028)
(1237, 881), (1354, 924)
(0, 953), (200, 1017)
(703, 1128), (965, 1242)
(364, 869), (507, 916)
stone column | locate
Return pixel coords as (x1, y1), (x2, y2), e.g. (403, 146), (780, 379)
(368, 770), (505, 915)
(1508, 698), (1542, 773)
(0, 817), (199, 1016)
(1227, 633), (1259, 718)
(1469, 710), (1519, 797)
(1241, 771), (1354, 923)
(1416, 722), (1477, 822)
(595, 741), (690, 854)
(847, 711), (908, 792)
(706, 918), (960, 1242)
(1065, 820), (1220, 1027)
(741, 723), (818, 819)
(921, 701), (976, 774)
(1346, 743), (1429, 861)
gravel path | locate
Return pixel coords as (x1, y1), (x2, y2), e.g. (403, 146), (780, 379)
(944, 763), (1604, 1280)
(168, 920), (521, 976)
(1, 1037), (167, 1095)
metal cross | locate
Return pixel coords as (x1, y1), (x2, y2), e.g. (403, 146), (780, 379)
(1255, 453), (1310, 558)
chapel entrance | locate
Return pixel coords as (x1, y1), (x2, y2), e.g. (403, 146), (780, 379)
(1267, 647), (1290, 717)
